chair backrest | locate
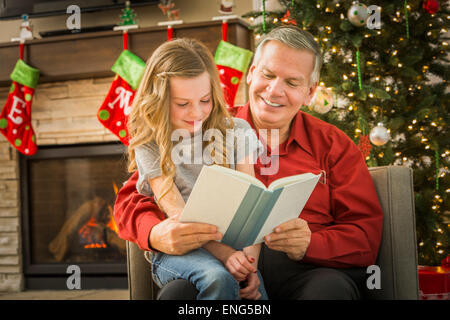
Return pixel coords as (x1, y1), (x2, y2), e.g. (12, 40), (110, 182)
(367, 166), (419, 299)
(126, 165), (420, 300)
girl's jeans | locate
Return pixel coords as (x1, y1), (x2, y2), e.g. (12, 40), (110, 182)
(150, 248), (268, 300)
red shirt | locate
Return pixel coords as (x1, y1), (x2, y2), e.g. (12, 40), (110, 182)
(114, 103), (383, 268)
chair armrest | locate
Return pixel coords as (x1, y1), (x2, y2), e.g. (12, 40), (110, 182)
(367, 166), (419, 299)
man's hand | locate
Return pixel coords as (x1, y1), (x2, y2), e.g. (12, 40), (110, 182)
(264, 218), (311, 261)
(149, 214), (222, 255)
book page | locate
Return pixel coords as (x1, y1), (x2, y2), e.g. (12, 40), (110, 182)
(179, 165), (256, 235)
(210, 165), (266, 189)
(254, 174), (320, 244)
(268, 172), (318, 191)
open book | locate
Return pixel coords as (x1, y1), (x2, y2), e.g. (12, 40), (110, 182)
(179, 165), (321, 249)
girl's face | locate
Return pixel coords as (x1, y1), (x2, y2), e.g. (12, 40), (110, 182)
(169, 71), (213, 134)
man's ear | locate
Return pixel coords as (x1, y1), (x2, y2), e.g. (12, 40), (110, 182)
(304, 82), (319, 106)
(246, 64), (256, 85)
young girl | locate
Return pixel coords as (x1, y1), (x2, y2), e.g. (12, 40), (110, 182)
(127, 38), (268, 300)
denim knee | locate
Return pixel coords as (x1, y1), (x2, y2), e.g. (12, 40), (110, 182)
(197, 268), (240, 300)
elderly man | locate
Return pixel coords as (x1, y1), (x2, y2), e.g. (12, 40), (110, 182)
(114, 26), (383, 300)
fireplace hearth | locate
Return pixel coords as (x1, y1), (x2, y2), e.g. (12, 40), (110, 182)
(20, 143), (129, 289)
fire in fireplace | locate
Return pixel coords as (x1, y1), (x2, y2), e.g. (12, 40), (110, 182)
(47, 183), (126, 264)
(77, 189), (120, 251)
(20, 143), (130, 289)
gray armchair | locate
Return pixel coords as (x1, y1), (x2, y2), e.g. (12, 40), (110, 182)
(126, 165), (419, 300)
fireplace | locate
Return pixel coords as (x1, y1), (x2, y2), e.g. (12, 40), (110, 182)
(20, 142), (130, 289)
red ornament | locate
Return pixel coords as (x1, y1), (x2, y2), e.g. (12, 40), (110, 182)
(282, 10), (297, 25)
(422, 0), (440, 14)
(357, 134), (372, 158)
(442, 256), (450, 269)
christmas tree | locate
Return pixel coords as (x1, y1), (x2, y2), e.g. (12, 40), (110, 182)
(244, 0), (449, 266)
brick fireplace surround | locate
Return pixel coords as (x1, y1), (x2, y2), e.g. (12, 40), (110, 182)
(0, 76), (117, 291)
(0, 76), (247, 292)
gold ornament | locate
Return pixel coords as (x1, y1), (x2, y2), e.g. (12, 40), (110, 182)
(309, 86), (334, 114)
(347, 1), (369, 27)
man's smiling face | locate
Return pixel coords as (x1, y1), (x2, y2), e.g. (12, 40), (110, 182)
(247, 40), (317, 132)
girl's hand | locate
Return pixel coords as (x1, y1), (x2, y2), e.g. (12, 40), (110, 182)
(239, 272), (262, 300)
(224, 251), (257, 282)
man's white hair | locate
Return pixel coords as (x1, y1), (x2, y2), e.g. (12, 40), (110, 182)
(253, 26), (323, 85)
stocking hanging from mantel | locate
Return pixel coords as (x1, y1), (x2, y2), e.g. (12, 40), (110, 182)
(0, 50), (40, 156)
(214, 22), (253, 108)
(97, 49), (146, 145)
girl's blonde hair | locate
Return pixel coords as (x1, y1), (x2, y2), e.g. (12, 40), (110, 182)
(127, 38), (234, 201)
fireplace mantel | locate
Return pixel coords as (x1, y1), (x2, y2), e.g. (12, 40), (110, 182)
(0, 19), (253, 87)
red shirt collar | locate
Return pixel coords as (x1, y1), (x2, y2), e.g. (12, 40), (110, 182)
(231, 102), (313, 157)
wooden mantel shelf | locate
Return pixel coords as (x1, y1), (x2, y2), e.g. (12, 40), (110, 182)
(0, 19), (253, 87)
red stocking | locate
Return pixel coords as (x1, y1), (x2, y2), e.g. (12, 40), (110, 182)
(217, 65), (244, 109)
(0, 60), (39, 155)
(97, 50), (146, 145)
(214, 41), (253, 108)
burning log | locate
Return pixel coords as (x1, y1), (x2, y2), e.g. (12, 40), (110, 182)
(49, 197), (106, 262)
(104, 204), (126, 254)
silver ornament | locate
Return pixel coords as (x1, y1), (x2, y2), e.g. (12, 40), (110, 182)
(347, 1), (369, 27)
(369, 122), (390, 146)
